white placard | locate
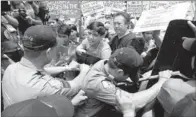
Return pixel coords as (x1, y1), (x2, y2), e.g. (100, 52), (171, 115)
(127, 1), (144, 17)
(81, 1), (104, 17)
(133, 2), (191, 33)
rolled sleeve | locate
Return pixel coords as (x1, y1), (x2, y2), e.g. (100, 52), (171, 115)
(33, 74), (75, 98)
(84, 80), (117, 106)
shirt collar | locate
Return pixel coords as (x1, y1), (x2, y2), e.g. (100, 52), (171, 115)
(20, 57), (43, 72)
(118, 30), (130, 39)
(103, 60), (116, 84)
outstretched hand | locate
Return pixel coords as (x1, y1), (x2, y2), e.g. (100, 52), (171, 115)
(71, 90), (88, 106)
(158, 70), (172, 83)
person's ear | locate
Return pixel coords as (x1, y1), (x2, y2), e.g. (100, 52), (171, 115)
(46, 48), (51, 55)
(117, 69), (124, 76)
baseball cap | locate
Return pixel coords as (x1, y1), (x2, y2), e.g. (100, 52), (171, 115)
(2, 95), (74, 117)
(109, 47), (143, 83)
(182, 38), (196, 54)
(22, 25), (57, 51)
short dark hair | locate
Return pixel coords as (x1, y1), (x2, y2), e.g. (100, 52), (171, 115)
(114, 12), (130, 24)
(87, 21), (106, 36)
(57, 24), (71, 36)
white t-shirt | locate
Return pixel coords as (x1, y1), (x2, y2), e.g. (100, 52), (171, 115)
(80, 39), (112, 59)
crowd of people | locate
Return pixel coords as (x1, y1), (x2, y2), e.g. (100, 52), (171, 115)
(1, 1), (196, 117)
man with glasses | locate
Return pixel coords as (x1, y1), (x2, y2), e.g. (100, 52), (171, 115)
(109, 12), (145, 54)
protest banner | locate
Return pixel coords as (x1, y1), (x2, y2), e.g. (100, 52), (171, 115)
(47, 1), (80, 19)
(133, 2), (191, 33)
(127, 1), (144, 17)
(104, 1), (126, 13)
(81, 1), (104, 17)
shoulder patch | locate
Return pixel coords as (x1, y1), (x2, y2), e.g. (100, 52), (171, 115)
(101, 80), (115, 89)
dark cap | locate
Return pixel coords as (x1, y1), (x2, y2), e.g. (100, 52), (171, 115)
(109, 47), (143, 83)
(182, 38), (196, 54)
(23, 25), (57, 51)
(2, 95), (74, 117)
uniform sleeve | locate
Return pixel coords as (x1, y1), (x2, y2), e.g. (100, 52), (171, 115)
(84, 80), (130, 106)
(32, 73), (77, 98)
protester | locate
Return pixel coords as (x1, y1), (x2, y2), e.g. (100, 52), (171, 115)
(74, 47), (172, 117)
(1, 1), (19, 44)
(2, 25), (89, 109)
(76, 21), (112, 59)
(10, 1), (42, 35)
(1, 24), (23, 62)
(140, 31), (160, 74)
(109, 12), (145, 54)
(1, 11), (19, 28)
(49, 23), (72, 66)
(36, 1), (50, 24)
(69, 24), (80, 45)
(27, 1), (39, 15)
(141, 31), (156, 57)
(44, 24), (80, 80)
(56, 23), (71, 46)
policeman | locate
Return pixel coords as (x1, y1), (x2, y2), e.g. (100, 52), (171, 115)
(75, 47), (172, 117)
(2, 25), (89, 109)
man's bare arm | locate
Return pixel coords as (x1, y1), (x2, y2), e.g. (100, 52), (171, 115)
(116, 70), (172, 110)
